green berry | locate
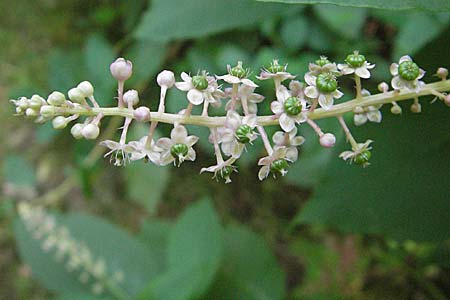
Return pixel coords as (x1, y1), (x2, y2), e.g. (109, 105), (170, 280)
(192, 75), (208, 90)
(220, 166), (234, 180)
(170, 143), (189, 159)
(345, 52), (366, 68)
(270, 159), (289, 175)
(230, 62), (248, 78)
(354, 150), (371, 165)
(236, 125), (253, 144)
(398, 61), (420, 81)
(316, 73), (338, 93)
(284, 97), (302, 116)
(315, 56), (331, 67)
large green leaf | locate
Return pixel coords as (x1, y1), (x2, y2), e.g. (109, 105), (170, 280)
(134, 0), (298, 42)
(294, 101), (450, 242)
(255, 0), (450, 12)
(206, 224), (286, 300)
(138, 199), (223, 300)
(15, 212), (164, 298)
(2, 155), (36, 187)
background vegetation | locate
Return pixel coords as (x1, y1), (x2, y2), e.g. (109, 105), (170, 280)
(1, 1), (449, 299)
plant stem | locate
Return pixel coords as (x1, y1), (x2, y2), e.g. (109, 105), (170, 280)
(355, 74), (362, 100)
(306, 119), (324, 137)
(257, 125), (273, 155)
(337, 116), (358, 149)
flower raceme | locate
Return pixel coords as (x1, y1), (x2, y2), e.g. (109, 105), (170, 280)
(10, 54), (450, 183)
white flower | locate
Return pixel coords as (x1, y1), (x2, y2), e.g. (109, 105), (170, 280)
(216, 61), (258, 87)
(156, 125), (198, 166)
(200, 159), (237, 184)
(390, 55), (425, 92)
(339, 140), (373, 167)
(128, 136), (162, 164)
(224, 84), (264, 114)
(100, 140), (139, 167)
(217, 110), (257, 158)
(307, 56), (339, 76)
(338, 51), (375, 79)
(256, 60), (296, 82)
(271, 85), (308, 132)
(354, 105), (382, 126)
(272, 127), (305, 162)
(258, 147), (289, 181)
(175, 71), (224, 106)
(304, 73), (343, 110)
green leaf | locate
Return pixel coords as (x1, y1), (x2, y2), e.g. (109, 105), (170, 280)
(48, 49), (84, 92)
(135, 0), (296, 42)
(138, 199), (223, 300)
(294, 102), (450, 242)
(280, 15), (309, 50)
(138, 219), (173, 265)
(84, 34), (116, 106)
(314, 5), (367, 40)
(3, 155), (36, 187)
(254, 0), (450, 12)
(392, 12), (449, 60)
(15, 212), (165, 298)
(125, 160), (169, 214)
(206, 224), (286, 300)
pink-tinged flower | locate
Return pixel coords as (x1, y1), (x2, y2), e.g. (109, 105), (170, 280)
(339, 139), (373, 167)
(110, 58), (133, 81)
(224, 84), (264, 114)
(258, 147), (290, 181)
(256, 59), (296, 82)
(271, 85), (308, 132)
(156, 125), (198, 166)
(128, 136), (162, 164)
(304, 73), (343, 110)
(338, 51), (375, 79)
(390, 55), (425, 92)
(100, 140), (138, 167)
(200, 159), (237, 184)
(307, 56), (339, 76)
(175, 71), (224, 106)
(272, 127), (305, 162)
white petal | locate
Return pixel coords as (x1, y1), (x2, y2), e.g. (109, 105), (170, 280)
(279, 113), (295, 132)
(258, 156), (271, 166)
(156, 137), (173, 150)
(318, 94), (333, 110)
(258, 165), (270, 181)
(337, 63), (347, 70)
(226, 110), (242, 129)
(418, 68), (426, 80)
(304, 73), (316, 86)
(291, 135), (305, 146)
(341, 67), (355, 75)
(185, 135), (199, 147)
(201, 165), (219, 173)
(354, 114), (368, 126)
(160, 152), (174, 166)
(272, 131), (285, 146)
(391, 76), (404, 90)
(367, 110), (382, 123)
(180, 72), (191, 82)
(333, 89), (344, 99)
(231, 141), (245, 158)
(271, 101), (284, 115)
(186, 148), (196, 161)
(171, 125), (188, 143)
(241, 78), (258, 88)
(175, 81), (192, 91)
(304, 86), (319, 99)
(355, 67), (371, 79)
(275, 85), (290, 102)
(243, 115), (257, 128)
(218, 74), (240, 84)
(187, 89), (204, 105)
(221, 142), (233, 156)
(399, 55), (412, 64)
(286, 147), (298, 162)
(293, 112), (307, 123)
(389, 63), (399, 76)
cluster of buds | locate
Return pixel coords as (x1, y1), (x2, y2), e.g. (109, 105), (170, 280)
(18, 203), (125, 296)
(11, 53), (450, 182)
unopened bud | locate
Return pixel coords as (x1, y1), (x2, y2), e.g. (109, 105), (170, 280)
(68, 88), (85, 103)
(25, 108), (39, 117)
(110, 58), (133, 81)
(133, 106), (151, 122)
(123, 90), (139, 106)
(436, 67), (448, 80)
(17, 97), (29, 109)
(444, 94), (450, 107)
(77, 81), (94, 97)
(353, 106), (364, 114)
(391, 105), (402, 115)
(29, 95), (46, 109)
(47, 91), (66, 106)
(40, 105), (56, 118)
(410, 102), (421, 113)
(70, 123), (84, 139)
(377, 82), (389, 93)
(319, 133), (336, 148)
(157, 70), (175, 88)
(15, 107), (23, 114)
(82, 123), (100, 139)
(52, 116), (68, 129)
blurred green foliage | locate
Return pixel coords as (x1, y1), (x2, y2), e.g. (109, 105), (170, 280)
(1, 0), (449, 300)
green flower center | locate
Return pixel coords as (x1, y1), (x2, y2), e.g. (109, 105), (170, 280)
(345, 52), (366, 68)
(267, 61), (285, 73)
(316, 73), (338, 93)
(230, 66), (247, 78)
(220, 166), (234, 179)
(270, 159), (289, 175)
(354, 150), (371, 165)
(192, 75), (208, 90)
(170, 143), (189, 159)
(315, 56), (331, 67)
(236, 124), (253, 144)
(284, 97), (302, 116)
(398, 61), (420, 81)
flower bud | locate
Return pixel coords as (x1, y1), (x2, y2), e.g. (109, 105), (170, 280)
(319, 133), (336, 148)
(29, 95), (46, 109)
(70, 123), (84, 139)
(391, 105), (402, 115)
(123, 89), (139, 106)
(15, 107), (23, 114)
(68, 87), (85, 103)
(77, 81), (94, 97)
(40, 105), (56, 118)
(354, 114), (367, 126)
(157, 70), (175, 88)
(110, 58), (133, 81)
(316, 73), (337, 93)
(436, 67), (448, 80)
(52, 116), (68, 129)
(377, 82), (389, 93)
(444, 94), (450, 107)
(17, 97), (29, 110)
(284, 97), (302, 116)
(82, 123), (100, 140)
(47, 91), (66, 106)
(410, 102), (421, 113)
(133, 106), (151, 122)
(25, 108), (39, 117)
(235, 125), (254, 144)
(353, 106), (364, 114)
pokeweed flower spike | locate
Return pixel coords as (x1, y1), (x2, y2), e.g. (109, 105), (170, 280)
(10, 54), (450, 182)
